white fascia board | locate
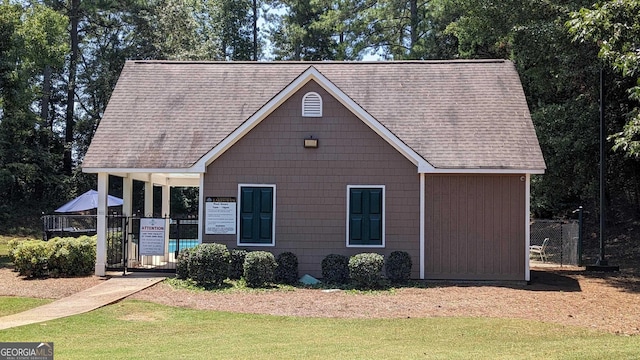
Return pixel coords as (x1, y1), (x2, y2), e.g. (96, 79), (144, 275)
(83, 169), (201, 187)
(83, 167), (202, 174)
(422, 167), (546, 175)
(193, 66), (430, 172)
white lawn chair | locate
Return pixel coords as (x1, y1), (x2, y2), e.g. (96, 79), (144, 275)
(530, 237), (549, 262)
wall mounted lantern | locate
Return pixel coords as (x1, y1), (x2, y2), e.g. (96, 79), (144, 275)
(304, 136), (318, 148)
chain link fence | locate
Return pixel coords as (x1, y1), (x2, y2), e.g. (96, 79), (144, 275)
(530, 220), (581, 266)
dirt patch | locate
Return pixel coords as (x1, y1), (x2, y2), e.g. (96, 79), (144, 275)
(0, 268), (105, 299)
(1, 266), (639, 335)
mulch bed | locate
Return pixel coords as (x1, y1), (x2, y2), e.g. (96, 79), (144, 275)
(2, 266), (639, 335)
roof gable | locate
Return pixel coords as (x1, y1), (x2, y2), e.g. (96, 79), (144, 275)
(82, 60), (546, 174)
(191, 66), (431, 172)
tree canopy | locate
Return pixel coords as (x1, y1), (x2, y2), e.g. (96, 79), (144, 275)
(1, 0), (639, 233)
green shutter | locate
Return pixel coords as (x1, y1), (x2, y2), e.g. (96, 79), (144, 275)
(349, 188), (383, 246)
(240, 187), (273, 244)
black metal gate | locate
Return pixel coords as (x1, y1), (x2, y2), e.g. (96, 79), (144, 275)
(106, 216), (199, 272)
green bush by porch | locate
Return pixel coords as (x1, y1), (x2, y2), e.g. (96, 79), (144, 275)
(11, 236), (96, 278)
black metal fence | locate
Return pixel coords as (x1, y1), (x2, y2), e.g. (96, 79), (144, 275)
(104, 216), (199, 271)
(530, 219), (581, 266)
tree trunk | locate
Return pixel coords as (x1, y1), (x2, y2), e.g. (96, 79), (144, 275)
(409, 0), (418, 57)
(64, 0), (79, 175)
(252, 0), (258, 61)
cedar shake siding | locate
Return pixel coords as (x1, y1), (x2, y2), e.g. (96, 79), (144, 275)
(203, 81), (421, 278)
(84, 61), (547, 280)
(424, 175), (526, 280)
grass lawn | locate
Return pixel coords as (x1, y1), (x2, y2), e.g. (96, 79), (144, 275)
(0, 235), (35, 267)
(0, 299), (637, 360)
(0, 235), (11, 266)
(0, 297), (51, 317)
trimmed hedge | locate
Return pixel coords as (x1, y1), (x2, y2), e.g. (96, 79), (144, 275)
(228, 249), (248, 280)
(385, 251), (412, 284)
(12, 240), (49, 278)
(274, 252), (299, 285)
(321, 254), (349, 285)
(47, 236), (96, 276)
(175, 247), (194, 280)
(243, 251), (277, 288)
(11, 236), (96, 278)
(349, 253), (384, 289)
(188, 243), (230, 287)
(7, 238), (22, 263)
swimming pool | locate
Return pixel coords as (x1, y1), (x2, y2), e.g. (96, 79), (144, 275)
(168, 239), (199, 253)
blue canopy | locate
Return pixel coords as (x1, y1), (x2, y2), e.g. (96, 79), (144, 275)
(55, 190), (123, 213)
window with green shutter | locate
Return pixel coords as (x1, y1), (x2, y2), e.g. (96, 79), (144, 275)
(347, 186), (385, 247)
(238, 185), (275, 246)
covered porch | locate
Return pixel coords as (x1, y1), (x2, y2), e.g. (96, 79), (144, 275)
(91, 171), (201, 276)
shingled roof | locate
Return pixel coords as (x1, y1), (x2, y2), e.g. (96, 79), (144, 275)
(82, 60), (545, 172)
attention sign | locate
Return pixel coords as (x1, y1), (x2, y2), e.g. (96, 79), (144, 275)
(139, 218), (166, 256)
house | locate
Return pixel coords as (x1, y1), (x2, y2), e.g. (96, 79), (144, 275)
(82, 60), (546, 281)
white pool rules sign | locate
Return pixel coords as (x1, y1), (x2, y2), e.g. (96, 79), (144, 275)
(205, 197), (236, 235)
(139, 218), (166, 256)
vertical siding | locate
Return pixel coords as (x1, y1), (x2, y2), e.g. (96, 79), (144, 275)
(203, 81), (420, 278)
(425, 174), (525, 280)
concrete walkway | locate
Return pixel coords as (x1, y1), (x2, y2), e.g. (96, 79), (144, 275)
(0, 273), (166, 330)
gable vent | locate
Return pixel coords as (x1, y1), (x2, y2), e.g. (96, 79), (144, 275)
(302, 92), (323, 117)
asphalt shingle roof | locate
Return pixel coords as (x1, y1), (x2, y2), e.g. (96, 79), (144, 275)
(82, 60), (545, 171)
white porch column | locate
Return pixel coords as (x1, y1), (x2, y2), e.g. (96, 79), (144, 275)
(143, 181), (154, 265)
(198, 175), (204, 244)
(525, 174), (531, 282)
(123, 176), (133, 217)
(95, 173), (108, 276)
(144, 181), (153, 217)
(419, 173), (425, 280)
(123, 176), (135, 267)
(162, 184), (170, 261)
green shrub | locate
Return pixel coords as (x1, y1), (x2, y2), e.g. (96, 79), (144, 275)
(243, 251), (277, 288)
(349, 253), (384, 289)
(385, 251), (412, 284)
(7, 238), (23, 262)
(12, 236), (96, 278)
(12, 240), (49, 278)
(228, 249), (248, 280)
(321, 254), (349, 285)
(188, 243), (230, 287)
(175, 247), (194, 280)
(47, 236), (96, 277)
(274, 252), (299, 285)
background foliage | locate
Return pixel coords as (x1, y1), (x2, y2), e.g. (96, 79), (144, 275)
(1, 0), (639, 254)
